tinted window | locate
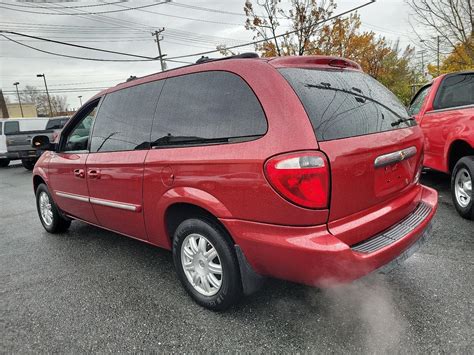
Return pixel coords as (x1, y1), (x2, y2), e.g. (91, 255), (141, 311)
(280, 68), (414, 141)
(64, 103), (98, 152)
(434, 73), (474, 110)
(408, 85), (431, 116)
(90, 81), (163, 152)
(150, 71), (267, 146)
(4, 121), (19, 135)
(46, 118), (69, 130)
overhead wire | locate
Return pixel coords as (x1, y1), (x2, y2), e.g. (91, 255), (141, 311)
(0, 1), (170, 16)
(167, 0), (376, 60)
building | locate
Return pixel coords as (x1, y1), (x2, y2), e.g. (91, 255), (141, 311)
(6, 103), (38, 118)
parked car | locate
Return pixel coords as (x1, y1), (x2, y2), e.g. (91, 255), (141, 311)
(0, 119), (10, 167)
(2, 118), (49, 169)
(4, 116), (69, 170)
(32, 54), (438, 310)
(45, 116), (70, 142)
(409, 71), (473, 219)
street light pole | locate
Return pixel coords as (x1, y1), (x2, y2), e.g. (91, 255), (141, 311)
(78, 95), (83, 106)
(36, 74), (53, 117)
(436, 35), (440, 76)
(13, 82), (24, 118)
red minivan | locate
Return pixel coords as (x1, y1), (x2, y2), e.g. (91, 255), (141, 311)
(32, 54), (438, 310)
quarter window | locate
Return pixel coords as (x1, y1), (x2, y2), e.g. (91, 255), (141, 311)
(150, 71), (267, 146)
(90, 81), (164, 152)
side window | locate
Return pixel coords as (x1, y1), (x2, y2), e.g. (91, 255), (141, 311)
(4, 121), (20, 135)
(90, 81), (164, 153)
(408, 85), (431, 116)
(150, 71), (267, 146)
(434, 73), (474, 110)
(64, 102), (99, 152)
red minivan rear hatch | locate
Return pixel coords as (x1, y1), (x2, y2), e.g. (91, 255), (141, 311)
(279, 66), (425, 245)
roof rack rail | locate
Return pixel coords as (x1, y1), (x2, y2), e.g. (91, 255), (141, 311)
(195, 52), (259, 64)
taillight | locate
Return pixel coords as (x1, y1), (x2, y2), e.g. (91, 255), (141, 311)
(264, 151), (330, 209)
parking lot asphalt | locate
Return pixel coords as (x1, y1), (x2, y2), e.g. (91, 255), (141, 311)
(1, 163), (472, 353)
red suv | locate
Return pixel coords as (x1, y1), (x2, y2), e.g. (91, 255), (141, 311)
(32, 55), (437, 310)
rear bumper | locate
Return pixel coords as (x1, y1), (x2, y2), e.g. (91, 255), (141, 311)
(5, 150), (41, 159)
(221, 185), (438, 286)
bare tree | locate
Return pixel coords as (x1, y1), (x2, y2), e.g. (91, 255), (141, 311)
(20, 86), (68, 116)
(406, 0), (473, 64)
(244, 0), (336, 56)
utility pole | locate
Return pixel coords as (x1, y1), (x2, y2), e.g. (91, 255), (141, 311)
(417, 50), (427, 78)
(436, 35), (440, 76)
(152, 28), (166, 71)
(36, 73), (53, 117)
(78, 95), (83, 106)
(13, 82), (24, 118)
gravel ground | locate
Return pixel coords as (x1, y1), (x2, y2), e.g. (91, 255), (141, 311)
(1, 165), (472, 353)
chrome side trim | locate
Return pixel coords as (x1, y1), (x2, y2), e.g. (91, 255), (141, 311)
(89, 197), (140, 212)
(374, 146), (417, 168)
(56, 191), (89, 203)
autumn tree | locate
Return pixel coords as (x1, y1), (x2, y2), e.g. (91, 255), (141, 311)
(427, 41), (474, 76)
(244, 0), (336, 56)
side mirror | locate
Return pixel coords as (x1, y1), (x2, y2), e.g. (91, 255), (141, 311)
(32, 135), (56, 151)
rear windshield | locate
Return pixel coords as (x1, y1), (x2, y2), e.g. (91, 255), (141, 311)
(46, 118), (69, 130)
(279, 68), (415, 141)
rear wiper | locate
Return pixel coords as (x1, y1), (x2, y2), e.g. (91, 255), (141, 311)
(151, 134), (229, 147)
(305, 83), (406, 121)
(391, 116), (416, 127)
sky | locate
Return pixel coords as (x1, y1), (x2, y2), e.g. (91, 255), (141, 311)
(0, 0), (427, 111)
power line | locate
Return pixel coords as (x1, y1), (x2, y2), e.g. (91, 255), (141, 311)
(0, 31), (159, 60)
(0, 1), (170, 16)
(1, 1), (125, 9)
(167, 0), (376, 60)
(168, 2), (246, 17)
(101, 0), (245, 27)
(1, 34), (157, 62)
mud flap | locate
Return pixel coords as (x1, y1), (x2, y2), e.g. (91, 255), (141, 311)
(235, 245), (265, 295)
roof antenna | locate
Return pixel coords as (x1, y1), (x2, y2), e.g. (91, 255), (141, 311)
(196, 56), (210, 64)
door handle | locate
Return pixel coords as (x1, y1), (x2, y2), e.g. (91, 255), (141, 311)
(73, 169), (85, 178)
(88, 169), (101, 179)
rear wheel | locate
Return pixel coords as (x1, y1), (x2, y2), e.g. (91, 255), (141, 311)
(172, 218), (242, 311)
(451, 156), (474, 220)
(36, 183), (71, 233)
(21, 158), (36, 170)
(0, 159), (10, 167)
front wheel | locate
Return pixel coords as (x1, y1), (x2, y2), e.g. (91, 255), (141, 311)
(21, 158), (36, 170)
(451, 156), (474, 220)
(173, 218), (243, 311)
(0, 159), (10, 167)
(36, 183), (72, 233)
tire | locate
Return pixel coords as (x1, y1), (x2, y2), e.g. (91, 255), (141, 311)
(0, 159), (10, 167)
(451, 156), (474, 220)
(21, 158), (36, 170)
(35, 183), (72, 233)
(173, 218), (243, 311)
